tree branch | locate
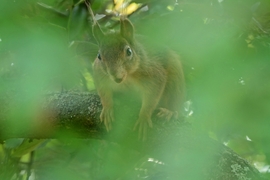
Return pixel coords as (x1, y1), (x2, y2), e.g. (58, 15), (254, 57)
(0, 91), (264, 179)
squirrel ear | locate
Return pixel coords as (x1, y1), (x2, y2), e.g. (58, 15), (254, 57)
(120, 18), (134, 41)
(92, 22), (104, 45)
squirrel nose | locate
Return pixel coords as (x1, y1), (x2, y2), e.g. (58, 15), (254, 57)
(114, 77), (123, 83)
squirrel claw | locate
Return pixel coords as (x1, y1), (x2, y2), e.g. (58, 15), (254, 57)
(157, 108), (178, 121)
(133, 117), (152, 141)
(100, 107), (114, 131)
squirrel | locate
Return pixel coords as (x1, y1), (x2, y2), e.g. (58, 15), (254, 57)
(92, 18), (185, 140)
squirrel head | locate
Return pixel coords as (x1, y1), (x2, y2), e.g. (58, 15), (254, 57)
(92, 19), (140, 84)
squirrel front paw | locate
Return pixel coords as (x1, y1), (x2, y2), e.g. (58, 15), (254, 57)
(157, 108), (178, 121)
(133, 116), (153, 141)
(100, 107), (114, 131)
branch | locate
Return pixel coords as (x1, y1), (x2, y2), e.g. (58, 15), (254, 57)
(0, 91), (264, 179)
(0, 91), (105, 140)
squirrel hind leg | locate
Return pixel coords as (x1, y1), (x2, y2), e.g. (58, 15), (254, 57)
(156, 108), (178, 121)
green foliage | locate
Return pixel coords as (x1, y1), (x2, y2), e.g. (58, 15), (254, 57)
(0, 0), (270, 179)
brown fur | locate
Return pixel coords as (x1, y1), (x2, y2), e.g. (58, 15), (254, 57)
(92, 19), (185, 140)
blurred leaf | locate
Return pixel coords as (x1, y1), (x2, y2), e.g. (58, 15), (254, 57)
(68, 3), (88, 41)
(11, 139), (45, 158)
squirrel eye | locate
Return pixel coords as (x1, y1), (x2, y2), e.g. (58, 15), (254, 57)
(97, 53), (102, 60)
(126, 47), (132, 57)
